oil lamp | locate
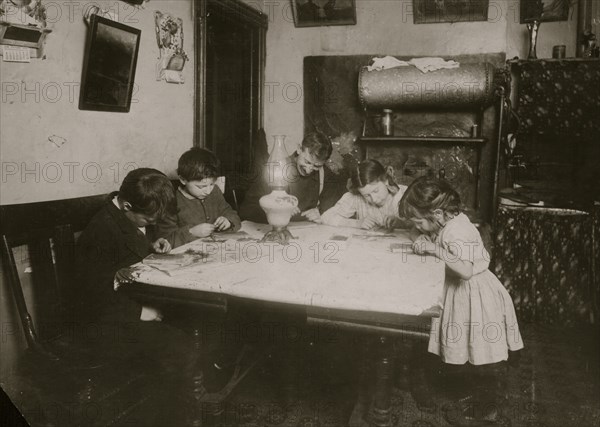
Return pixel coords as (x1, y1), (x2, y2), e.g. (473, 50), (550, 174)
(259, 135), (298, 244)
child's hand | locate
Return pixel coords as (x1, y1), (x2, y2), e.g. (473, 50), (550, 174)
(301, 208), (322, 223)
(412, 235), (437, 255)
(409, 227), (421, 242)
(189, 223), (215, 237)
(214, 216), (231, 231)
(359, 217), (378, 230)
(152, 238), (171, 254)
(382, 216), (401, 230)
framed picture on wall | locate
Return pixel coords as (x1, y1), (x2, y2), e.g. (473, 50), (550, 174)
(292, 0), (357, 27)
(413, 0), (489, 24)
(79, 14), (141, 112)
(520, 0), (570, 23)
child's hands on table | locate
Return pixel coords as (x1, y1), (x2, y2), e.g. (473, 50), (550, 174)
(382, 216), (402, 230)
(409, 227), (421, 242)
(359, 217), (378, 230)
(412, 235), (437, 255)
(301, 208), (322, 223)
(152, 238), (171, 254)
(214, 216), (231, 231)
(190, 223), (215, 237)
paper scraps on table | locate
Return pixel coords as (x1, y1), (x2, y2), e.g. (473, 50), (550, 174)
(389, 242), (414, 253)
(352, 231), (397, 240)
(142, 249), (208, 275)
(198, 230), (257, 243)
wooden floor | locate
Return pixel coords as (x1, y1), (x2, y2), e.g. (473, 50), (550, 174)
(2, 323), (599, 427)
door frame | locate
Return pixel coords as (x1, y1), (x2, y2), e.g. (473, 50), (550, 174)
(194, 0), (268, 149)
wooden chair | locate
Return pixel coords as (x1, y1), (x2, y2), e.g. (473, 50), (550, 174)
(1, 224), (77, 359)
(1, 196), (107, 358)
(1, 196), (163, 426)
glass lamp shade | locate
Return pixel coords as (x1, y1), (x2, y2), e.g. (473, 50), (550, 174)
(258, 135), (298, 244)
(264, 135), (289, 189)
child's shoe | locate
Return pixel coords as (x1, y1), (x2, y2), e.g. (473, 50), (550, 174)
(444, 397), (499, 426)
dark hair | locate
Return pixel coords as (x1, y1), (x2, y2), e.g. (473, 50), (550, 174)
(119, 168), (175, 218)
(177, 147), (220, 181)
(348, 159), (398, 194)
(301, 132), (332, 162)
(398, 177), (461, 219)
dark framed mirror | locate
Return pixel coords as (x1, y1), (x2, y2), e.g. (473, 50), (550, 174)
(79, 14), (141, 112)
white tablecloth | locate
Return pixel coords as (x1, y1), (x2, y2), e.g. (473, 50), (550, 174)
(119, 222), (445, 316)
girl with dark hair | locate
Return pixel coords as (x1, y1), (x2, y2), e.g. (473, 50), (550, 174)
(321, 159), (407, 229)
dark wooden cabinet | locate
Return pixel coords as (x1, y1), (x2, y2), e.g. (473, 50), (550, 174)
(195, 0), (267, 187)
(504, 58), (600, 198)
(493, 59), (600, 326)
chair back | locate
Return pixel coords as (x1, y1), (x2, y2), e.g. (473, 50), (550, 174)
(0, 194), (106, 350)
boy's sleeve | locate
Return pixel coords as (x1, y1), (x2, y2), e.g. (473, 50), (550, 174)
(318, 167), (348, 214)
(76, 223), (118, 296)
(155, 210), (197, 248)
(74, 221), (136, 319)
(214, 188), (241, 231)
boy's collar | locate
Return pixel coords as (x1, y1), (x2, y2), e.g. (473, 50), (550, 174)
(178, 186), (196, 200)
(179, 186), (212, 200)
(105, 197), (142, 235)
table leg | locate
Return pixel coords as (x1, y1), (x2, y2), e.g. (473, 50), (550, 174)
(348, 335), (395, 427)
(368, 336), (394, 427)
(188, 327), (223, 426)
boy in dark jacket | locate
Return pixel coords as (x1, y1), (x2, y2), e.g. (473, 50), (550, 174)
(75, 168), (198, 405)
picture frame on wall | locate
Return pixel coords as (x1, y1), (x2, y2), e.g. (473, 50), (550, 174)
(79, 14), (141, 113)
(413, 0), (489, 24)
(520, 0), (570, 23)
(292, 0), (357, 28)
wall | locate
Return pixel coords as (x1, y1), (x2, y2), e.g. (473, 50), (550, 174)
(257, 0), (578, 154)
(0, 0), (195, 205)
(0, 0), (194, 384)
(0, 0), (579, 197)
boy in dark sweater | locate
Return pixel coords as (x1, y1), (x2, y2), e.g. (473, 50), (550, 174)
(156, 147), (241, 248)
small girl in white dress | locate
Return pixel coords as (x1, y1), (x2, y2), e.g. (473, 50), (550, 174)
(321, 159), (407, 229)
(398, 176), (524, 423)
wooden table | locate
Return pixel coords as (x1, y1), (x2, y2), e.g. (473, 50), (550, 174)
(118, 221), (445, 426)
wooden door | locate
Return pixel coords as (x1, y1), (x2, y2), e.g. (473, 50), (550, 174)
(195, 0), (267, 191)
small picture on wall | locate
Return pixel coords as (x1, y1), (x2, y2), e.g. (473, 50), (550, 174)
(292, 0), (357, 27)
(413, 0), (489, 24)
(79, 15), (141, 112)
(520, 0), (570, 23)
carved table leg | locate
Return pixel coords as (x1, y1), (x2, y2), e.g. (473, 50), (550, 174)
(348, 335), (396, 427)
(189, 327), (223, 426)
(368, 336), (394, 427)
